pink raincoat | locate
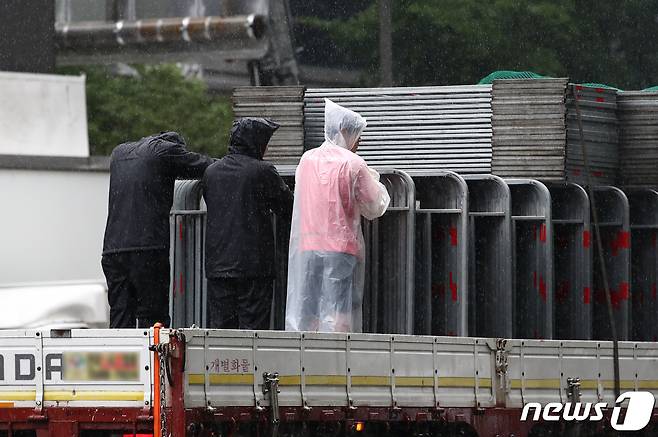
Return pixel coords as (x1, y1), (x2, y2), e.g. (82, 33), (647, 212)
(285, 99), (390, 332)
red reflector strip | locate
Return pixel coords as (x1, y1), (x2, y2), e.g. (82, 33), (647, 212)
(618, 231), (630, 249)
(449, 272), (458, 302)
(592, 171), (603, 177)
(576, 85), (583, 91)
(449, 227), (458, 246)
(179, 220), (183, 240)
(539, 276), (547, 302)
(595, 88), (604, 93)
(583, 231), (591, 248)
(619, 282), (630, 299)
(124, 434), (153, 437)
(652, 283), (657, 301)
(595, 97), (605, 102)
(584, 287), (591, 304)
(539, 224), (547, 243)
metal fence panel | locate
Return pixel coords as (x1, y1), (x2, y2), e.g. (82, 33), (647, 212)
(491, 78), (568, 182)
(170, 179), (206, 328)
(506, 179), (553, 339)
(491, 80), (620, 185)
(232, 86), (306, 166)
(463, 175), (512, 338)
(304, 86), (493, 174)
(362, 170), (416, 335)
(626, 188), (658, 341)
(409, 171), (468, 336)
(618, 91), (658, 187)
(592, 187), (631, 340)
(566, 85), (619, 186)
(549, 183), (592, 340)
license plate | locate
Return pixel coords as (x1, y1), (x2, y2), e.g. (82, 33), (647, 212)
(62, 351), (140, 381)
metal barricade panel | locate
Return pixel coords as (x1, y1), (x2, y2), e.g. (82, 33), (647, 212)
(549, 183), (592, 340)
(507, 179), (553, 339)
(463, 175), (513, 338)
(171, 180), (206, 328)
(410, 171), (468, 337)
(592, 187), (631, 341)
(272, 170), (295, 330)
(627, 188), (658, 341)
(363, 170), (416, 335)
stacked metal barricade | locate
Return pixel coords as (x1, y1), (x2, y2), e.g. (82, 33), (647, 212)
(303, 86), (493, 173)
(565, 85), (619, 186)
(617, 91), (658, 187)
(491, 78), (569, 181)
(232, 86), (305, 165)
(491, 79), (620, 185)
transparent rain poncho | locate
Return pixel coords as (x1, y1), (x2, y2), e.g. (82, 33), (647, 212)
(285, 99), (390, 332)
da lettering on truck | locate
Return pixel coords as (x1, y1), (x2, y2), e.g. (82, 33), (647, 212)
(0, 353), (60, 382)
(521, 392), (656, 431)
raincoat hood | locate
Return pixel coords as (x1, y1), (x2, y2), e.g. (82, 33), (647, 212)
(324, 98), (367, 150)
(156, 131), (186, 146)
(229, 117), (280, 159)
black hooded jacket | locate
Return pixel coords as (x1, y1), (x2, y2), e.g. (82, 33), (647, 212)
(202, 118), (293, 278)
(103, 132), (214, 254)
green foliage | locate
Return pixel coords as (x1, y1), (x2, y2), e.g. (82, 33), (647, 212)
(58, 64), (232, 157)
(297, 0), (658, 89)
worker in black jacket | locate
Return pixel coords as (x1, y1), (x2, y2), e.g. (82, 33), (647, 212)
(202, 118), (293, 329)
(102, 132), (214, 328)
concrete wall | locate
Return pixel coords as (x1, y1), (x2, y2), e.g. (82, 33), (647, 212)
(0, 72), (89, 157)
(0, 168), (109, 286)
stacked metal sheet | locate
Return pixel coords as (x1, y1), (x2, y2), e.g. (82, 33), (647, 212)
(303, 86), (493, 174)
(232, 86), (305, 165)
(566, 85), (619, 186)
(617, 91), (658, 187)
(491, 79), (620, 185)
(491, 78), (569, 182)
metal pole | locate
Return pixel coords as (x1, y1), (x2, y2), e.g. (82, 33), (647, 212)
(572, 84), (620, 399)
(378, 0), (393, 86)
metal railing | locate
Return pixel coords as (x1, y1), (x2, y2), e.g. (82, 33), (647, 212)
(627, 188), (658, 341)
(549, 183), (593, 340)
(362, 170), (416, 335)
(507, 179), (553, 339)
(591, 187), (631, 340)
(463, 175), (513, 338)
(409, 170), (468, 336)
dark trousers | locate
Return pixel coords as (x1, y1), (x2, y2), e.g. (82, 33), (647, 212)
(101, 250), (171, 328)
(206, 278), (272, 330)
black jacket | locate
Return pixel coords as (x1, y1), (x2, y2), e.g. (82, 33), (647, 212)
(103, 132), (214, 254)
(202, 118), (293, 278)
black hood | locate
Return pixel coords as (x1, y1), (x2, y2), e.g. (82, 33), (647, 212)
(155, 131), (186, 146)
(228, 118), (280, 159)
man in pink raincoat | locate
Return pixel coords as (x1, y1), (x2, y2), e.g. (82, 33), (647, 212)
(285, 99), (390, 332)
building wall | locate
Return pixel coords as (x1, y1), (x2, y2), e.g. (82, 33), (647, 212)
(0, 72), (89, 157)
(0, 168), (109, 286)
